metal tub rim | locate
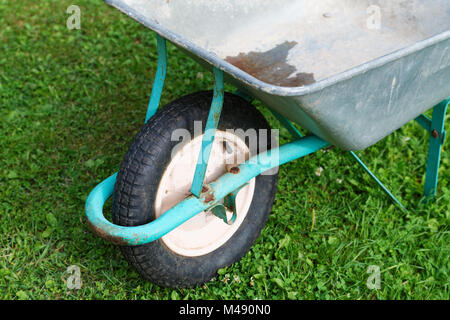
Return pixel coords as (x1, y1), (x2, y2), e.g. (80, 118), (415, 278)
(105, 0), (450, 97)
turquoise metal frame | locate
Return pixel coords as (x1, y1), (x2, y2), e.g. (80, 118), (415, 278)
(190, 68), (224, 197)
(145, 35), (167, 123)
(86, 136), (329, 245)
(420, 99), (448, 198)
(85, 34), (448, 246)
(269, 106), (409, 212)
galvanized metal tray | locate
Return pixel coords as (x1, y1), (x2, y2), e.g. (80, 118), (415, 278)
(105, 0), (450, 150)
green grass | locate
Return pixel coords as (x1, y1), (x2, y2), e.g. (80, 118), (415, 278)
(0, 0), (449, 300)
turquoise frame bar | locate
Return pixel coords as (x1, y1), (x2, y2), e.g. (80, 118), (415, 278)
(349, 151), (407, 212)
(269, 108), (304, 140)
(190, 68), (224, 197)
(145, 34), (167, 123)
(415, 114), (432, 132)
(422, 99), (448, 198)
(85, 135), (329, 245)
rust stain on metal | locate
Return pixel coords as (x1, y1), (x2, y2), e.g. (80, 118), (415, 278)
(225, 41), (315, 87)
(201, 184), (215, 203)
(203, 193), (215, 203)
(86, 219), (129, 246)
(229, 166), (240, 174)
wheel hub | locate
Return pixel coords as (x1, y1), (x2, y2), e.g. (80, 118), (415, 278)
(154, 130), (255, 257)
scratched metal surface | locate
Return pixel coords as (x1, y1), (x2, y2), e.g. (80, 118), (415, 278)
(105, 0), (450, 150)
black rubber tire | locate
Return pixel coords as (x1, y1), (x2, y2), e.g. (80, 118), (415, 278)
(112, 91), (278, 288)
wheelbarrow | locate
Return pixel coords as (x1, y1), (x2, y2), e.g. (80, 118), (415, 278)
(86, 0), (450, 288)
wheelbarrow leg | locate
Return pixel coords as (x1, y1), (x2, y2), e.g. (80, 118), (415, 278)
(423, 99), (448, 199)
(145, 34), (167, 123)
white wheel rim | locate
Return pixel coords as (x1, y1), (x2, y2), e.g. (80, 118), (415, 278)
(154, 130), (256, 257)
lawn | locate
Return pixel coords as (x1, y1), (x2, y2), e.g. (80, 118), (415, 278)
(0, 0), (449, 300)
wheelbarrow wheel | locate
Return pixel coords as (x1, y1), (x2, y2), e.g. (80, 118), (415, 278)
(112, 91), (278, 288)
